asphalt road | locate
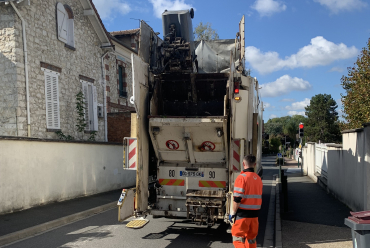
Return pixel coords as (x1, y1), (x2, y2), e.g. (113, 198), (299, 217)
(5, 157), (278, 248)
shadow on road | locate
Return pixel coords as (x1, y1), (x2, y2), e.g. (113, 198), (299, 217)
(142, 220), (232, 248)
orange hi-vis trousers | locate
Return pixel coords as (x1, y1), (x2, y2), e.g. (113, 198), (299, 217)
(231, 217), (259, 248)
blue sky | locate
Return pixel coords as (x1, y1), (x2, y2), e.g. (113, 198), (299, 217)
(92, 0), (370, 120)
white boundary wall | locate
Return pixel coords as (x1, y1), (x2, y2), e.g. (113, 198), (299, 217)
(301, 124), (370, 211)
(0, 139), (136, 214)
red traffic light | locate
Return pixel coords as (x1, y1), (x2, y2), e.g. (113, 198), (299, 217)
(299, 124), (304, 129)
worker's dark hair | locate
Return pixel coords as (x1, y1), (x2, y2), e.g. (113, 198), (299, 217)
(244, 154), (256, 166)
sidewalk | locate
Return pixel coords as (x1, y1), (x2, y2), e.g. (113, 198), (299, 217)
(280, 158), (353, 248)
(0, 189), (122, 246)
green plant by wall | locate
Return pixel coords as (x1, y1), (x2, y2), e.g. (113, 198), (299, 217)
(75, 91), (87, 133)
(55, 131), (74, 140)
(88, 131), (97, 141)
(55, 92), (99, 142)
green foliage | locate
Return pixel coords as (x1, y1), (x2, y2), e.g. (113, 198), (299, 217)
(282, 116), (305, 142)
(54, 92), (98, 142)
(55, 131), (74, 140)
(264, 122), (283, 137)
(305, 94), (341, 143)
(341, 38), (370, 129)
(269, 137), (281, 153)
(194, 22), (219, 41)
(88, 131), (97, 141)
(75, 91), (87, 133)
(265, 115), (307, 147)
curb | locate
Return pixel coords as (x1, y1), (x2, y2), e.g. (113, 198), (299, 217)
(263, 175), (277, 247)
(0, 201), (117, 247)
(275, 177), (283, 248)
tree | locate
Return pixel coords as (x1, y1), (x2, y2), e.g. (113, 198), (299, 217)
(269, 137), (281, 153)
(341, 38), (370, 129)
(305, 94), (341, 143)
(264, 122), (283, 137)
(284, 115), (307, 143)
(194, 22), (219, 41)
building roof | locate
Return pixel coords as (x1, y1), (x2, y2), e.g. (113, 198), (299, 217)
(110, 29), (140, 36)
(77, 0), (113, 48)
(87, 0), (113, 46)
(109, 34), (138, 54)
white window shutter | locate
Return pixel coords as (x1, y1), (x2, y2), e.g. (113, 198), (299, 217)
(45, 71), (60, 129)
(52, 75), (60, 129)
(45, 73), (53, 128)
(67, 19), (74, 47)
(81, 82), (90, 131)
(92, 86), (98, 131)
(57, 3), (68, 43)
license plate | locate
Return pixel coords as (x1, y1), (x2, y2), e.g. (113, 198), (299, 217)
(180, 171), (204, 177)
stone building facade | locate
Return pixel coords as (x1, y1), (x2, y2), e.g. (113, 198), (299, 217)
(0, 0), (136, 142)
(105, 32), (137, 114)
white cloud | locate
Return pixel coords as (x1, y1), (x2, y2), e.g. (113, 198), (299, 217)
(287, 111), (306, 116)
(264, 102), (276, 109)
(251, 0), (287, 17)
(280, 98), (295, 102)
(148, 0), (193, 18)
(313, 0), (367, 14)
(260, 75), (312, 98)
(269, 114), (278, 119)
(336, 98), (342, 107)
(330, 67), (344, 73)
(286, 98), (310, 110)
(245, 36), (358, 74)
(264, 102), (271, 109)
(92, 0), (131, 20)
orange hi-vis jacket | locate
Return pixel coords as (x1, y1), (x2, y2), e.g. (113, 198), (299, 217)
(233, 170), (263, 211)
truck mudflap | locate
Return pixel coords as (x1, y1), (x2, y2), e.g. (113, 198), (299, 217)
(117, 188), (135, 222)
(118, 188), (150, 229)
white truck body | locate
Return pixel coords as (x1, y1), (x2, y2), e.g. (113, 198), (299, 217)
(121, 14), (263, 226)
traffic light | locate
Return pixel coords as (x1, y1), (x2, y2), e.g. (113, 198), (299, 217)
(299, 123), (304, 137)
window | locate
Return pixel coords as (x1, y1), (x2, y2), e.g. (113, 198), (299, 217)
(81, 81), (98, 131)
(118, 66), (127, 97)
(42, 68), (60, 129)
(56, 3), (75, 48)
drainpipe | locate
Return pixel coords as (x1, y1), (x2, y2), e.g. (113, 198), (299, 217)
(101, 51), (109, 142)
(10, 2), (31, 137)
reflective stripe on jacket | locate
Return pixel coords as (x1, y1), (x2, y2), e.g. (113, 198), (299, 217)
(233, 170), (263, 210)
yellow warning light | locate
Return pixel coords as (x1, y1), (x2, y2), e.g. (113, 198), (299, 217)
(234, 96), (241, 101)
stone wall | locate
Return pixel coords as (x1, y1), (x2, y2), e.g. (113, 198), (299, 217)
(0, 7), (18, 136)
(1, 0), (111, 141)
(104, 54), (134, 114)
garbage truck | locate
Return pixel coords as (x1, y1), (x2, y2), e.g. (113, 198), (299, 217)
(118, 9), (264, 227)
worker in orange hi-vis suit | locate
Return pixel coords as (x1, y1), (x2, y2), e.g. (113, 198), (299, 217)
(229, 154), (263, 248)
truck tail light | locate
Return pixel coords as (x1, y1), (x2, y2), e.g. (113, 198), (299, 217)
(234, 82), (240, 95)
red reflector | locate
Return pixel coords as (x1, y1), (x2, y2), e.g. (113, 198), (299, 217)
(234, 89), (239, 94)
